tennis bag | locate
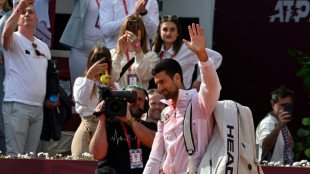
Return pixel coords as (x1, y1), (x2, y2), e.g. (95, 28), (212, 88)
(184, 100), (263, 174)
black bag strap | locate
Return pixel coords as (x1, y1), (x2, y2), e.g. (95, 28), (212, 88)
(183, 101), (195, 155)
(119, 57), (135, 81)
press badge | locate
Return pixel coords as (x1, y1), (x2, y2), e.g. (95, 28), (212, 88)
(129, 149), (143, 169)
(128, 74), (139, 85)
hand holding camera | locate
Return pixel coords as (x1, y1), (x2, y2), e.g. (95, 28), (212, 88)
(95, 101), (107, 122)
(93, 87), (137, 123)
(277, 103), (293, 128)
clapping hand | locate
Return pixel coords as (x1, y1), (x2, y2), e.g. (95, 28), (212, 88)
(134, 0), (148, 16)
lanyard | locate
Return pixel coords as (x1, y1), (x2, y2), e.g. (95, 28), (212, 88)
(95, 0), (101, 29)
(126, 51), (132, 71)
(120, 120), (142, 149)
(122, 0), (129, 15)
(160, 51), (174, 61)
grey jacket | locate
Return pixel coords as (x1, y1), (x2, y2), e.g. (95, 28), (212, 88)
(59, 0), (89, 49)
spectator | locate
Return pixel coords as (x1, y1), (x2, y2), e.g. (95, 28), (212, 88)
(151, 15), (222, 90)
(256, 86), (295, 165)
(71, 45), (121, 157)
(0, 0), (12, 18)
(60, 0), (104, 86)
(146, 89), (165, 124)
(0, 0), (12, 155)
(99, 0), (159, 50)
(1, 0), (51, 156)
(90, 84), (157, 174)
(143, 24), (221, 173)
(110, 16), (157, 89)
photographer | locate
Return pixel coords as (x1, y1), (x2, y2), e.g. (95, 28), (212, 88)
(90, 84), (157, 174)
(256, 86), (295, 165)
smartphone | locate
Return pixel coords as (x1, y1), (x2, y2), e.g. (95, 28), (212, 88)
(127, 20), (140, 36)
(284, 103), (293, 120)
(92, 53), (106, 64)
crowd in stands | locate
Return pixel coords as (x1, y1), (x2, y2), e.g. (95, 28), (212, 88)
(0, 0), (295, 174)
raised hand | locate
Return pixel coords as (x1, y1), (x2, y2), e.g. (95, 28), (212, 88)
(276, 110), (291, 129)
(183, 23), (208, 62)
(134, 0), (148, 16)
(126, 30), (141, 45)
(117, 33), (128, 56)
(18, 0), (36, 10)
(86, 59), (109, 80)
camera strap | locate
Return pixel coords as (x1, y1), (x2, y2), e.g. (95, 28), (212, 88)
(119, 52), (135, 81)
(120, 120), (142, 149)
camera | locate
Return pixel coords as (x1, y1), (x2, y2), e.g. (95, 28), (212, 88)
(284, 103), (293, 121)
(92, 53), (108, 64)
(127, 19), (140, 36)
(93, 87), (137, 120)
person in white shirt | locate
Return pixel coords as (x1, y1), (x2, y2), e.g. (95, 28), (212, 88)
(60, 0), (105, 86)
(151, 15), (222, 90)
(71, 45), (121, 157)
(256, 86), (295, 165)
(110, 16), (157, 90)
(2, 0), (52, 156)
(99, 0), (159, 49)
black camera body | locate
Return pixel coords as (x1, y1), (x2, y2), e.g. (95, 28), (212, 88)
(93, 87), (137, 120)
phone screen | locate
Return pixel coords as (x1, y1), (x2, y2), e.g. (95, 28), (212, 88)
(284, 103), (293, 120)
(127, 20), (139, 36)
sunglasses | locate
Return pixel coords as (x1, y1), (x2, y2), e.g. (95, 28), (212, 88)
(147, 88), (163, 95)
(162, 15), (178, 20)
(32, 43), (42, 57)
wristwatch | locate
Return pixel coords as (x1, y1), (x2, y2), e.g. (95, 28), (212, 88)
(140, 10), (148, 16)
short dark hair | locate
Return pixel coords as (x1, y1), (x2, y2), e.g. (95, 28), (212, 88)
(271, 86), (295, 103)
(151, 59), (183, 84)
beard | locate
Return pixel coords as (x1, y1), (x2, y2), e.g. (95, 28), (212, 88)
(129, 104), (144, 119)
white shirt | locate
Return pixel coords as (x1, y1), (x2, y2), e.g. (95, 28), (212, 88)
(99, 0), (159, 49)
(256, 113), (286, 164)
(83, 0), (102, 40)
(110, 49), (158, 89)
(3, 32), (51, 106)
(159, 44), (222, 89)
(73, 77), (121, 117)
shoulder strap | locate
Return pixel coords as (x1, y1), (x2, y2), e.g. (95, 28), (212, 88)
(183, 101), (195, 155)
(119, 57), (135, 80)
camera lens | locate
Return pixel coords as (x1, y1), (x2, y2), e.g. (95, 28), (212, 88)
(109, 100), (122, 113)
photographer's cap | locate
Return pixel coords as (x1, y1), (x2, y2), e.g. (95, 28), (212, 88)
(123, 84), (148, 97)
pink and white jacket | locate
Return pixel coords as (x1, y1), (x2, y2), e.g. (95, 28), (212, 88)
(143, 60), (221, 174)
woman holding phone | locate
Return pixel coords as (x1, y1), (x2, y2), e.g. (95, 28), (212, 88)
(71, 45), (121, 157)
(151, 15), (223, 90)
(110, 16), (157, 90)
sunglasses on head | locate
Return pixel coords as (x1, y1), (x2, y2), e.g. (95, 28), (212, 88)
(147, 88), (163, 95)
(162, 15), (178, 20)
(32, 43), (41, 57)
